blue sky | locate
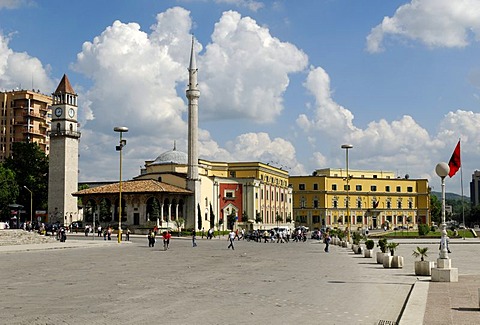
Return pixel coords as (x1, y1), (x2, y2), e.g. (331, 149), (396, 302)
(1, 0), (480, 195)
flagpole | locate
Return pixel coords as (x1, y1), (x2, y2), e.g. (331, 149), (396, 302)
(459, 138), (465, 239)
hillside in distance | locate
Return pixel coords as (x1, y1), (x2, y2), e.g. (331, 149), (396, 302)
(431, 191), (469, 201)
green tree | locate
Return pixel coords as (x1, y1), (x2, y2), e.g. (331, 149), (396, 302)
(99, 199), (111, 223)
(4, 142), (49, 216)
(430, 195), (441, 225)
(0, 165), (19, 221)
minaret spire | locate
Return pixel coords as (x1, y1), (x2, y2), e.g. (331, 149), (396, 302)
(186, 35), (201, 231)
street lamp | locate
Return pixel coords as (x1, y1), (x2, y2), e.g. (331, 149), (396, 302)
(341, 144), (353, 242)
(432, 162), (458, 282)
(23, 186), (33, 225)
(435, 162), (449, 259)
(114, 126), (128, 243)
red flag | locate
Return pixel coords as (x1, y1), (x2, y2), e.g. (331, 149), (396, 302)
(448, 141), (461, 177)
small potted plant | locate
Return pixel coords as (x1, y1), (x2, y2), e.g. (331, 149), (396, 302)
(364, 239), (374, 258)
(385, 242), (403, 268)
(352, 232), (362, 254)
(412, 246), (433, 276)
(376, 238), (388, 264)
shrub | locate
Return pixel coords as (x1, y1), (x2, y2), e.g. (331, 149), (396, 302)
(418, 224), (430, 236)
(352, 231), (361, 245)
(377, 238), (388, 253)
(387, 242), (399, 255)
(412, 246), (429, 261)
(365, 239), (375, 250)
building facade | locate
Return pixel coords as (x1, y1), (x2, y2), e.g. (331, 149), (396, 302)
(290, 168), (430, 231)
(74, 147), (293, 232)
(0, 89), (52, 161)
(470, 170), (480, 207)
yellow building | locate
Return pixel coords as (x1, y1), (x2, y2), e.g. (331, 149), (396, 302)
(134, 148), (293, 230)
(290, 168), (429, 231)
(0, 89), (52, 161)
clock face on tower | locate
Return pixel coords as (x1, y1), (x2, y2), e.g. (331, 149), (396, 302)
(68, 108), (75, 118)
(55, 107), (62, 117)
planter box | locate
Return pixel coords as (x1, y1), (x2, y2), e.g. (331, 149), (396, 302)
(376, 251), (388, 264)
(352, 244), (358, 252)
(415, 260), (433, 276)
(383, 255), (393, 268)
(364, 249), (373, 258)
(391, 256), (404, 268)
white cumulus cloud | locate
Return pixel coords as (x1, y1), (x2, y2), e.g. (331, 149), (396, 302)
(366, 0), (480, 53)
(200, 10), (308, 123)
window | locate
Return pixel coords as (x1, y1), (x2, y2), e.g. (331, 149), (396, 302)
(313, 198), (319, 208)
(332, 184), (337, 190)
(356, 185), (362, 191)
(373, 175), (378, 178)
(356, 215), (363, 223)
(313, 183), (318, 190)
(225, 191), (234, 199)
(230, 171), (236, 177)
(387, 201), (391, 209)
(385, 186), (390, 192)
(396, 186), (401, 192)
(397, 201), (402, 209)
(408, 201), (413, 209)
(357, 200), (362, 208)
(299, 184), (305, 190)
(333, 200), (338, 208)
(407, 186), (413, 193)
(371, 185), (377, 192)
(397, 215), (403, 224)
(300, 197), (306, 208)
(313, 216), (320, 223)
(344, 185), (351, 191)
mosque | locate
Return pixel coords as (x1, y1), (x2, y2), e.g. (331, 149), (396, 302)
(73, 39), (293, 232)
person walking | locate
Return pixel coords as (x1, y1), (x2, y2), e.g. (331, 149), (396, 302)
(192, 229), (197, 247)
(126, 228), (131, 241)
(324, 230), (331, 252)
(163, 231), (171, 250)
(148, 229), (156, 247)
(227, 230), (235, 250)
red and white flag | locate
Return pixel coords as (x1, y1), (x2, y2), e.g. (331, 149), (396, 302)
(448, 140), (461, 178)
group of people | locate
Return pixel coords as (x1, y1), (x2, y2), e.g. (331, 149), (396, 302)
(147, 229), (171, 250)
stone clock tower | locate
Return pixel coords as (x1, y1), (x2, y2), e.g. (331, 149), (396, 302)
(47, 74), (81, 224)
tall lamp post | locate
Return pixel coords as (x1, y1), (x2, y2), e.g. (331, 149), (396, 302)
(341, 144), (353, 242)
(114, 126), (128, 243)
(432, 162), (458, 282)
(23, 186), (33, 225)
(435, 162), (449, 259)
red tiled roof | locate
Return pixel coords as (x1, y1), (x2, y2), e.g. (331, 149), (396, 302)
(73, 179), (192, 196)
(55, 74), (75, 94)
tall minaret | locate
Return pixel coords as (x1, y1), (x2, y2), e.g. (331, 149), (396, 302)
(186, 36), (201, 230)
(48, 74), (81, 225)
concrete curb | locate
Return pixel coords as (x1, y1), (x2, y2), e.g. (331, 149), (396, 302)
(399, 280), (430, 325)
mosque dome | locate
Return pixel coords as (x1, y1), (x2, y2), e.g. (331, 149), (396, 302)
(150, 148), (188, 165)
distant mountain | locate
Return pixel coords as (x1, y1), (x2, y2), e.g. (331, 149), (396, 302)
(431, 191), (469, 201)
